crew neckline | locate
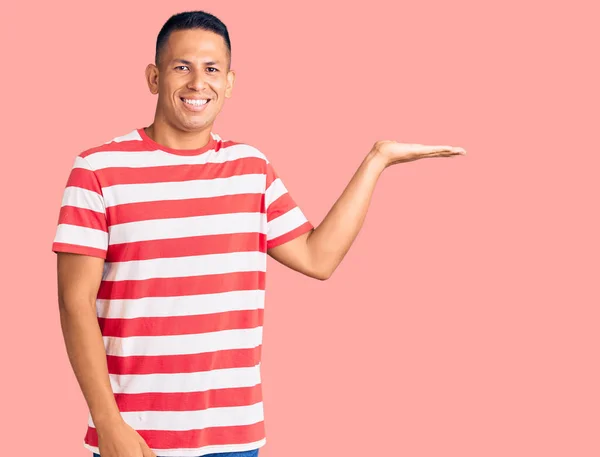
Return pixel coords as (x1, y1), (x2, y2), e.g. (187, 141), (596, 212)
(137, 127), (219, 156)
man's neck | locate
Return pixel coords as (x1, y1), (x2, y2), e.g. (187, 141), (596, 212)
(145, 121), (212, 151)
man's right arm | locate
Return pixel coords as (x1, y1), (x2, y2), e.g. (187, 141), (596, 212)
(57, 252), (156, 457)
(56, 252), (122, 430)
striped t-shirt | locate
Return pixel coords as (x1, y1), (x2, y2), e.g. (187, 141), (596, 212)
(52, 128), (313, 457)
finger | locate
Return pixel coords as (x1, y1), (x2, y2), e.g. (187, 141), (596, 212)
(414, 145), (453, 156)
(140, 442), (157, 457)
(419, 145), (466, 156)
(142, 448), (157, 457)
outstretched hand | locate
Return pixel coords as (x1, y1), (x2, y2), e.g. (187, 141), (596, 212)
(268, 138), (467, 279)
(371, 140), (467, 168)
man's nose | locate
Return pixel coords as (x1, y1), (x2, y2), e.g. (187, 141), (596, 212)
(187, 72), (208, 91)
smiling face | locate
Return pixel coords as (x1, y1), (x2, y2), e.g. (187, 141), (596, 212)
(145, 28), (235, 134)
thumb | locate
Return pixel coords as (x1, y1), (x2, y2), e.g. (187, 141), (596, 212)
(140, 441), (157, 457)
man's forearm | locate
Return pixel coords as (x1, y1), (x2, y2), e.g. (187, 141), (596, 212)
(307, 150), (387, 278)
(59, 302), (123, 431)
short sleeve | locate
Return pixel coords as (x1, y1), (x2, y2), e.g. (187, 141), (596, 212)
(52, 156), (109, 259)
(265, 161), (313, 249)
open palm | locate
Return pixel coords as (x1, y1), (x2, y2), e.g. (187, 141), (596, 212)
(373, 140), (467, 167)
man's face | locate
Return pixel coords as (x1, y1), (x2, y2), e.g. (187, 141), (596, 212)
(146, 29), (235, 133)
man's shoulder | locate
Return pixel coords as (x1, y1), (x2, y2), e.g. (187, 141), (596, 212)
(77, 129), (145, 163)
(219, 137), (269, 163)
(73, 129), (271, 170)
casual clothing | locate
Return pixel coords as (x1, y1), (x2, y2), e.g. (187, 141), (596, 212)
(93, 450), (258, 457)
(53, 128), (312, 457)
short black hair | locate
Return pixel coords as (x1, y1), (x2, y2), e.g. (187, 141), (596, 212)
(155, 11), (231, 68)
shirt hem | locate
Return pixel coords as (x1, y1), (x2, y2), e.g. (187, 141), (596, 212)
(267, 221), (314, 250)
(83, 437), (266, 456)
(52, 243), (107, 259)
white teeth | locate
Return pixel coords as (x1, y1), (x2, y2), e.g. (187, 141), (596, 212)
(183, 98), (208, 106)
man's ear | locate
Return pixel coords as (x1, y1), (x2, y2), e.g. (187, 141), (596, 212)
(145, 64), (159, 95)
(225, 70), (235, 98)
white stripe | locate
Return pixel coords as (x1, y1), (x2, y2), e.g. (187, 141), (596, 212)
(61, 187), (105, 213)
(108, 364), (261, 394)
(105, 130), (143, 144)
(104, 327), (263, 357)
(96, 290), (265, 319)
(267, 207), (308, 241)
(85, 143), (266, 170)
(104, 251), (266, 281)
(54, 224), (108, 250)
(265, 178), (288, 209)
(96, 402), (264, 431)
(72, 156), (93, 170)
(103, 174), (264, 207)
(109, 212), (264, 245)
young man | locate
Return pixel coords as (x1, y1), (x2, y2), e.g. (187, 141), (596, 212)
(53, 10), (466, 457)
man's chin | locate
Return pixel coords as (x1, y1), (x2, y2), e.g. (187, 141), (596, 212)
(177, 119), (213, 133)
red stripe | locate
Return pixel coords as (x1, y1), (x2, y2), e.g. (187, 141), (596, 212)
(96, 157), (265, 187)
(99, 309), (264, 337)
(58, 206), (107, 232)
(113, 385), (263, 412)
(85, 421), (265, 449)
(106, 233), (266, 262)
(97, 272), (265, 300)
(52, 243), (107, 259)
(66, 167), (103, 193)
(265, 162), (277, 188)
(267, 221), (313, 249)
(266, 193), (296, 222)
(106, 193), (263, 225)
(107, 346), (262, 375)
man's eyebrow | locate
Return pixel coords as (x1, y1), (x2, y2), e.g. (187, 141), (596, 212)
(172, 59), (221, 66)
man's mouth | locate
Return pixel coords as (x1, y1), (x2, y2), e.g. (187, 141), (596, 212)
(181, 97), (210, 106)
(180, 97), (211, 112)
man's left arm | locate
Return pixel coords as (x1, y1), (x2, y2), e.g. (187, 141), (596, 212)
(267, 141), (466, 280)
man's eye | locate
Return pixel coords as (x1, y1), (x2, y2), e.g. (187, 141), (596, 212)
(207, 67), (218, 72)
(175, 66), (189, 71)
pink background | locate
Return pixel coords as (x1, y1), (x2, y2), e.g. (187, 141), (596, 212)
(1, 0), (599, 456)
